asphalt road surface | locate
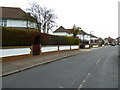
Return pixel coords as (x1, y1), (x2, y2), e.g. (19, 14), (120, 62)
(2, 46), (119, 88)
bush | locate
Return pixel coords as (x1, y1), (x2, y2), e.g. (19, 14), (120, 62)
(2, 27), (80, 46)
(2, 27), (40, 46)
(64, 36), (80, 45)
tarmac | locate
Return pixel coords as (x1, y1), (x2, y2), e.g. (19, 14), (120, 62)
(1, 49), (93, 77)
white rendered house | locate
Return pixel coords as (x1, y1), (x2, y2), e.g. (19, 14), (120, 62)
(52, 26), (73, 36)
(0, 7), (37, 29)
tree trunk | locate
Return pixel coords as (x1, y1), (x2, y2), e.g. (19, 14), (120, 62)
(26, 21), (29, 29)
(43, 23), (46, 33)
(73, 34), (76, 37)
(37, 23), (41, 32)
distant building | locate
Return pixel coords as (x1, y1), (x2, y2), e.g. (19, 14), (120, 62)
(98, 37), (104, 45)
(89, 34), (98, 44)
(0, 7), (37, 29)
(115, 37), (120, 45)
(52, 26), (73, 36)
(53, 26), (98, 44)
(104, 37), (114, 44)
(118, 37), (120, 45)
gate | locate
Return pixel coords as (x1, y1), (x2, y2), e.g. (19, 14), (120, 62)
(32, 36), (41, 55)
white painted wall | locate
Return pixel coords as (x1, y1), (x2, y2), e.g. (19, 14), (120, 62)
(79, 34), (90, 40)
(28, 21), (37, 29)
(0, 19), (2, 26)
(1, 48), (31, 57)
(1, 45), (79, 57)
(91, 37), (98, 40)
(0, 19), (37, 29)
(52, 32), (73, 36)
(41, 46), (58, 52)
(7, 19), (26, 27)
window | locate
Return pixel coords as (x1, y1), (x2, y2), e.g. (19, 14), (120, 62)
(1, 19), (7, 27)
(0, 19), (2, 26)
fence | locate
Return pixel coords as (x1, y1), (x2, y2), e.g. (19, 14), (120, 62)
(1, 45), (79, 58)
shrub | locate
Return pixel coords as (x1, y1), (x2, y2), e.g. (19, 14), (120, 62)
(2, 27), (80, 46)
(64, 36), (80, 45)
(2, 27), (40, 46)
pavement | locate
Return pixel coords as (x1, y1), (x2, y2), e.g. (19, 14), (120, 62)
(1, 48), (93, 77)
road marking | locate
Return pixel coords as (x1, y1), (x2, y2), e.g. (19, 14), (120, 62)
(59, 86), (64, 88)
(78, 73), (91, 90)
(96, 56), (104, 64)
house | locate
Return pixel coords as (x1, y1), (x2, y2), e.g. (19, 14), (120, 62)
(79, 30), (90, 44)
(52, 26), (73, 36)
(117, 37), (120, 45)
(104, 37), (115, 45)
(0, 7), (37, 29)
(98, 37), (104, 45)
(53, 26), (99, 44)
(89, 34), (98, 44)
(114, 37), (120, 45)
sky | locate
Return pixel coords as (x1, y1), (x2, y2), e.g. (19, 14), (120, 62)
(0, 0), (119, 39)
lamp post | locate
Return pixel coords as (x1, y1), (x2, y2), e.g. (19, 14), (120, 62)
(90, 31), (94, 48)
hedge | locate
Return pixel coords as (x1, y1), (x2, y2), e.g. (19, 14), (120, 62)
(2, 27), (80, 46)
(64, 36), (79, 45)
(2, 27), (40, 46)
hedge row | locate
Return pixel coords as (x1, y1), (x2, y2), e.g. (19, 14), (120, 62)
(39, 34), (79, 45)
(2, 27), (40, 46)
(2, 27), (79, 46)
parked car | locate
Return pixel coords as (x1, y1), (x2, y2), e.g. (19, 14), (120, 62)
(110, 43), (115, 46)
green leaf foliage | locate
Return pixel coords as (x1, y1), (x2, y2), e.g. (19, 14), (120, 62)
(2, 27), (40, 46)
(64, 36), (80, 45)
(2, 27), (80, 46)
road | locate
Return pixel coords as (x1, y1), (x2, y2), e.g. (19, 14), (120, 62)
(2, 46), (118, 88)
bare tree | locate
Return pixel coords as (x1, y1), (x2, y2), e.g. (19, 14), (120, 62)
(46, 21), (58, 33)
(26, 2), (57, 33)
(26, 2), (44, 32)
(23, 13), (36, 29)
(42, 8), (57, 33)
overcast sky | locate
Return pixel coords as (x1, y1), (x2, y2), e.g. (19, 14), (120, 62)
(0, 0), (119, 39)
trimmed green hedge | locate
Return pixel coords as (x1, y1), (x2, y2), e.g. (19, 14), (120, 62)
(2, 27), (80, 46)
(64, 36), (79, 45)
(2, 27), (40, 46)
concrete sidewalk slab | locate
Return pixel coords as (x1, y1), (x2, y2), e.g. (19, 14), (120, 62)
(1, 49), (94, 77)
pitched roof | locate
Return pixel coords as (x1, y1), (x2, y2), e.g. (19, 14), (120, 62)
(1, 7), (26, 19)
(80, 30), (88, 35)
(88, 34), (98, 38)
(54, 26), (88, 34)
(65, 29), (73, 33)
(53, 26), (74, 34)
(54, 26), (98, 38)
(53, 26), (66, 33)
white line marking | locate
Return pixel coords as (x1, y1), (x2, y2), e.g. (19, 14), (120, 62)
(96, 56), (104, 64)
(83, 80), (86, 83)
(78, 73), (91, 90)
(59, 86), (64, 88)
